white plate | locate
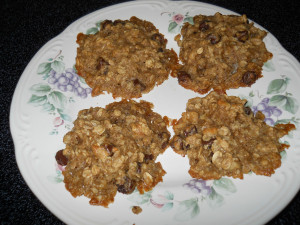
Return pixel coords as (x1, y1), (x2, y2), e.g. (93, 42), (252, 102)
(10, 1), (300, 224)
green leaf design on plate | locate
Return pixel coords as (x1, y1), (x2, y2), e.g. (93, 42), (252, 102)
(164, 191), (174, 200)
(127, 189), (153, 205)
(267, 78), (289, 94)
(58, 111), (72, 122)
(249, 90), (255, 97)
(30, 83), (51, 96)
(42, 102), (55, 112)
(168, 21), (178, 32)
(213, 178), (237, 194)
(37, 62), (52, 75)
(284, 96), (299, 114)
(42, 74), (50, 80)
(207, 187), (224, 208)
(51, 60), (65, 73)
(162, 202), (173, 212)
(48, 91), (67, 110)
(239, 94), (253, 107)
(28, 95), (47, 106)
(280, 150), (287, 160)
(79, 76), (87, 84)
(269, 95), (287, 107)
(183, 16), (194, 24)
(263, 60), (275, 72)
(174, 198), (199, 221)
(275, 119), (293, 125)
(95, 20), (103, 28)
(86, 27), (99, 35)
(49, 129), (58, 135)
(47, 175), (63, 183)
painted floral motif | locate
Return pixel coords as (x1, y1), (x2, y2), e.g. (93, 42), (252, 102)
(47, 163), (65, 183)
(263, 60), (276, 72)
(241, 75), (299, 127)
(85, 20), (103, 34)
(127, 178), (236, 221)
(240, 68), (299, 156)
(161, 12), (194, 33)
(28, 51), (91, 134)
(172, 14), (184, 24)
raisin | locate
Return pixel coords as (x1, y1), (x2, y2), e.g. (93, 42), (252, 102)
(55, 150), (68, 166)
(235, 30), (249, 42)
(151, 33), (165, 45)
(133, 79), (146, 91)
(158, 47), (164, 52)
(100, 20), (113, 30)
(96, 57), (109, 71)
(144, 154), (154, 163)
(161, 141), (168, 149)
(177, 71), (191, 84)
(137, 162), (142, 173)
(244, 106), (252, 115)
(242, 71), (257, 85)
(117, 177), (136, 194)
(202, 138), (216, 149)
(102, 143), (114, 156)
(184, 125), (198, 137)
(199, 21), (209, 32)
(158, 132), (169, 149)
(206, 33), (221, 44)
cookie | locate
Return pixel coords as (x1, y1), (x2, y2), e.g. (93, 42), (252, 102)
(57, 100), (170, 207)
(170, 92), (295, 180)
(76, 16), (178, 99)
(173, 13), (272, 94)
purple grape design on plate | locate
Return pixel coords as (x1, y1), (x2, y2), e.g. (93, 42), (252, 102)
(28, 51), (93, 135)
(252, 97), (282, 126)
(47, 68), (91, 99)
(183, 179), (212, 196)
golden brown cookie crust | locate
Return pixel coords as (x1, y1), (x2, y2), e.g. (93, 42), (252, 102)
(173, 13), (273, 94)
(76, 16), (178, 99)
(170, 92), (295, 180)
(61, 100), (170, 207)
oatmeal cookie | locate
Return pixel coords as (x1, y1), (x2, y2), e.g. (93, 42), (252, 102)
(173, 13), (273, 94)
(170, 92), (295, 180)
(76, 16), (178, 99)
(56, 100), (170, 207)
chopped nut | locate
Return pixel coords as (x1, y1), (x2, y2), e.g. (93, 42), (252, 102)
(197, 47), (204, 54)
(143, 172), (153, 185)
(93, 125), (105, 135)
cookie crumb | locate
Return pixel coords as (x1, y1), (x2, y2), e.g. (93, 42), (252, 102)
(132, 206), (142, 214)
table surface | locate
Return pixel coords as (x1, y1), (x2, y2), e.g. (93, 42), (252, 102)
(1, 0), (299, 224)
